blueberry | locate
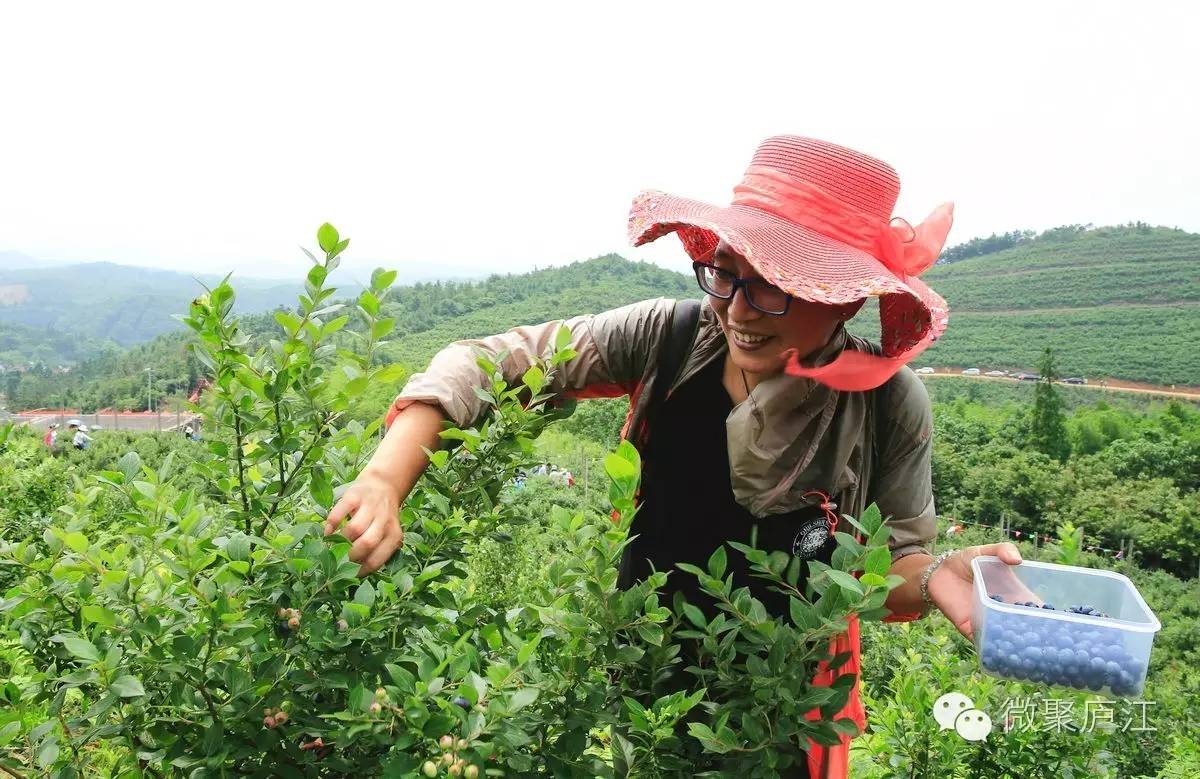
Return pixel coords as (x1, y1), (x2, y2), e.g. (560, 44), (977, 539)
(275, 620), (292, 637)
(1041, 603), (1055, 610)
(989, 594), (1004, 602)
(452, 696), (470, 710)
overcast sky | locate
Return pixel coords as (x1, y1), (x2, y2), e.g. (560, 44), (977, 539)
(3, 1), (1197, 281)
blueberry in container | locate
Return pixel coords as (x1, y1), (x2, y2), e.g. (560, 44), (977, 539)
(971, 555), (1160, 697)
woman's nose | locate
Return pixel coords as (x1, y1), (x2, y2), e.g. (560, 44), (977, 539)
(728, 285), (762, 321)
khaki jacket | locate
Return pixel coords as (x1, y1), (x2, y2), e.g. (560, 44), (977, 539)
(389, 297), (936, 560)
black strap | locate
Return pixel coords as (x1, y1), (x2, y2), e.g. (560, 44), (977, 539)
(647, 298), (702, 421)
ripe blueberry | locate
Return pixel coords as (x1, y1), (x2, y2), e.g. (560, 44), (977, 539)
(452, 696), (470, 710)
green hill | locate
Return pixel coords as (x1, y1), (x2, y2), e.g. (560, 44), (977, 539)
(0, 262), (303, 348)
(375, 254), (696, 368)
(854, 225), (1199, 386)
(7, 225), (1197, 413)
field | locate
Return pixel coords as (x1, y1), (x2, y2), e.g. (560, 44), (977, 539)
(916, 227), (1200, 386)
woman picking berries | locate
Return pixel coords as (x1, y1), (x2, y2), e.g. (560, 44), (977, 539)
(326, 136), (1023, 778)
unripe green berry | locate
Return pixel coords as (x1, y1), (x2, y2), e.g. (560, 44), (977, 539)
(421, 761), (438, 777)
(456, 738), (468, 751)
(263, 715), (276, 729)
(464, 766), (479, 779)
(448, 763), (462, 776)
(288, 616), (300, 629)
(442, 752), (455, 765)
(439, 735), (454, 750)
(369, 701), (382, 714)
(336, 618), (349, 631)
(274, 710), (289, 725)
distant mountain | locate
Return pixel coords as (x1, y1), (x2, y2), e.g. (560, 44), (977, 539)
(0, 262), (304, 349)
(0, 251), (79, 271)
(5, 226), (1196, 414)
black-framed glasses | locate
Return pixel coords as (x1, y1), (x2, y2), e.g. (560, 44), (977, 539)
(692, 262), (792, 316)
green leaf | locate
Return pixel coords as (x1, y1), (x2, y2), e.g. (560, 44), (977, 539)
(604, 451), (638, 483)
(522, 365), (546, 395)
(81, 604), (117, 627)
(60, 635), (99, 663)
(63, 532), (88, 553)
(825, 569), (865, 597)
(508, 687), (539, 713)
(353, 581), (376, 609)
(0, 721), (20, 748)
(371, 268), (398, 290)
(274, 310), (302, 334)
(682, 603), (707, 629)
(707, 546), (727, 579)
(636, 622), (664, 646)
(317, 223), (340, 253)
(860, 572), (888, 588)
(554, 325), (572, 352)
(358, 290), (380, 316)
(36, 737), (59, 768)
(865, 545), (892, 577)
(110, 675), (145, 698)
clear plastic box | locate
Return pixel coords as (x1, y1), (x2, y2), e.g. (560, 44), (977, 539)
(971, 555), (1160, 696)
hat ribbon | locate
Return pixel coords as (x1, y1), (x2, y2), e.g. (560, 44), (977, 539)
(732, 165), (954, 277)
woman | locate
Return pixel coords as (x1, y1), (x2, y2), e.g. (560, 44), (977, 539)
(326, 136), (1022, 777)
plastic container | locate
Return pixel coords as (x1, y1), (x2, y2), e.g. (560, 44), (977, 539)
(971, 556), (1160, 696)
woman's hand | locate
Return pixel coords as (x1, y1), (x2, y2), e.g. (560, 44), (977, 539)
(324, 471), (405, 576)
(927, 542), (1025, 640)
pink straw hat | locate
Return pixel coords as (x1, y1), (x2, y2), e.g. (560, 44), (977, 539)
(628, 135), (954, 391)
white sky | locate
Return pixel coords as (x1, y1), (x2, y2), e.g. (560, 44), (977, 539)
(3, 1), (1198, 280)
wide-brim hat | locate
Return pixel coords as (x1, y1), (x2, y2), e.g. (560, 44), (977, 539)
(627, 135), (953, 391)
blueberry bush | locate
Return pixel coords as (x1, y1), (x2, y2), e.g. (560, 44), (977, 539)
(1, 226), (901, 777)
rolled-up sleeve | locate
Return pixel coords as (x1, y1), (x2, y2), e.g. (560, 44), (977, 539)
(873, 369), (937, 561)
(387, 298), (674, 429)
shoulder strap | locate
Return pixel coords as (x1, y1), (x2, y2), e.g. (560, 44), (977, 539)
(867, 369), (892, 500)
(646, 298), (702, 419)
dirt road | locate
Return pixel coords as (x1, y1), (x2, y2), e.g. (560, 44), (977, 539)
(919, 369), (1200, 401)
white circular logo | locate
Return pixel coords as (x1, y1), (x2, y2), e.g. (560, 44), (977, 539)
(932, 692), (974, 730)
(791, 517), (829, 560)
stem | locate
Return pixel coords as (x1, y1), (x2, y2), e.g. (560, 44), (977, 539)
(194, 614), (222, 725)
(231, 409), (251, 533)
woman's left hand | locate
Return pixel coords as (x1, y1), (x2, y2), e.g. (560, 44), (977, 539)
(926, 542), (1024, 640)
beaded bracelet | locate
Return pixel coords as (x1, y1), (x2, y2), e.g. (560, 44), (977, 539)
(920, 550), (958, 608)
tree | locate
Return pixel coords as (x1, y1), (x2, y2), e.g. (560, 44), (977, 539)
(1029, 347), (1070, 460)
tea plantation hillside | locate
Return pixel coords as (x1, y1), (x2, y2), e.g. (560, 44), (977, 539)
(907, 225), (1199, 385)
(7, 226), (1199, 414)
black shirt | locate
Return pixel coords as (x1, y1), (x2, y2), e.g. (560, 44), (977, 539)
(618, 357), (835, 619)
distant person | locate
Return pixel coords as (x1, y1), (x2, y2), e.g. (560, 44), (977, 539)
(184, 424), (194, 440)
(323, 135), (1023, 778)
(43, 423), (59, 449)
(73, 424), (93, 450)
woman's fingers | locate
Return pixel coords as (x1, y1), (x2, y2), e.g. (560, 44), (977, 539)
(359, 525), (403, 576)
(324, 491), (361, 536)
(350, 516), (387, 563)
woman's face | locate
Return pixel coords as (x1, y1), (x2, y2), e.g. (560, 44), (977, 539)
(707, 243), (850, 377)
